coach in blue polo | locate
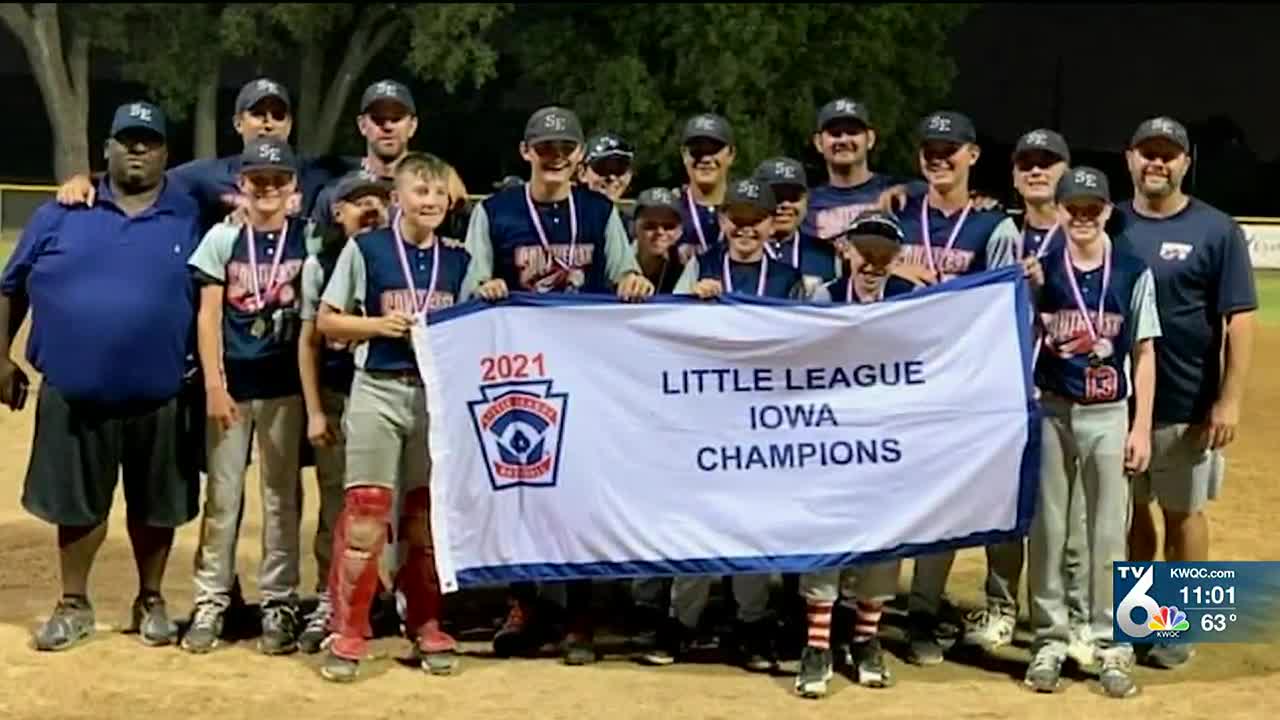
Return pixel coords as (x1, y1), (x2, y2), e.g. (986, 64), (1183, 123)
(0, 102), (203, 652)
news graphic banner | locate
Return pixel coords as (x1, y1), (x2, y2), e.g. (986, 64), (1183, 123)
(413, 267), (1039, 593)
(1114, 562), (1280, 644)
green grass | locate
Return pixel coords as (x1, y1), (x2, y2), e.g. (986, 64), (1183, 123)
(0, 230), (14, 267)
(1256, 271), (1280, 327)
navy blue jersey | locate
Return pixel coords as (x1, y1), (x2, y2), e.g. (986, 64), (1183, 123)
(821, 275), (917, 303)
(677, 186), (722, 255)
(1034, 245), (1155, 405)
(766, 232), (838, 281)
(697, 246), (803, 299)
(1112, 199), (1258, 424)
(896, 193), (1006, 278)
(481, 185), (618, 294)
(640, 245), (687, 295)
(189, 220), (309, 400)
(803, 174), (911, 241)
(322, 228), (470, 372)
(1015, 220), (1067, 260)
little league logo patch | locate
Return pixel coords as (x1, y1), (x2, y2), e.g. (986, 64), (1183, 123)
(469, 380), (568, 491)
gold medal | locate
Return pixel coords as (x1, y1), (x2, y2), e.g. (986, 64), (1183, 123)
(251, 317), (267, 338)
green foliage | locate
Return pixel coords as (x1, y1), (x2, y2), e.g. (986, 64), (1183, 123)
(511, 3), (976, 183)
(404, 3), (511, 93)
(112, 5), (224, 122)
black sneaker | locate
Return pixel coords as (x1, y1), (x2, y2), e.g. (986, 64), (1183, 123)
(737, 620), (776, 673)
(130, 594), (178, 647)
(33, 596), (95, 652)
(258, 602), (300, 655)
(639, 618), (693, 666)
(849, 637), (893, 688)
(794, 645), (834, 699)
(907, 614), (945, 666)
(298, 596), (332, 655)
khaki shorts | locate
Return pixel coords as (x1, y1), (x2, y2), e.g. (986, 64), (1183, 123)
(343, 370), (430, 491)
(1132, 423), (1225, 513)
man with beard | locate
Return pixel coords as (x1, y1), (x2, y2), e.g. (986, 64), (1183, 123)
(310, 80), (419, 232)
(0, 102), (202, 651)
(805, 99), (915, 244)
(462, 106), (653, 665)
(676, 113), (736, 261)
(895, 110), (1020, 666)
(755, 157), (838, 295)
(56, 78), (348, 231)
(1114, 117), (1256, 670)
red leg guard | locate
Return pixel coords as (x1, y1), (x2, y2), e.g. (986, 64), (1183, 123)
(394, 487), (453, 651)
(328, 485), (393, 660)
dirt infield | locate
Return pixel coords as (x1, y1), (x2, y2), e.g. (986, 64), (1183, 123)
(0, 324), (1277, 720)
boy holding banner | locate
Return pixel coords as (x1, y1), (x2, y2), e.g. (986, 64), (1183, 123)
(793, 210), (916, 698)
(644, 177), (803, 671)
(315, 153), (471, 682)
(1025, 167), (1159, 699)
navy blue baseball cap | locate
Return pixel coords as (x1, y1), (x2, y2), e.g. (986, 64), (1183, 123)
(525, 106), (585, 144)
(241, 137), (297, 174)
(584, 132), (634, 164)
(235, 78), (291, 114)
(845, 209), (905, 242)
(919, 111), (977, 144)
(1055, 166), (1111, 204)
(111, 101), (166, 140)
(755, 157), (808, 189)
(361, 80), (416, 115)
(634, 187), (682, 215)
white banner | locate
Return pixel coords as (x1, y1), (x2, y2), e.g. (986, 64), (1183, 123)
(1244, 223), (1280, 270)
(413, 267), (1039, 592)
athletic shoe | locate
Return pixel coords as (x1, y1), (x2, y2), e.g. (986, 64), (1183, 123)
(258, 601), (300, 655)
(1143, 642), (1194, 669)
(416, 620), (459, 675)
(848, 637), (893, 688)
(639, 619), (693, 666)
(129, 594), (178, 647)
(298, 596), (332, 655)
(906, 615), (945, 666)
(563, 631), (598, 666)
(1098, 652), (1138, 698)
(181, 603), (225, 654)
(492, 599), (541, 658)
(963, 607), (1016, 651)
(737, 620), (776, 673)
(1066, 624), (1096, 668)
(33, 596), (95, 652)
(1024, 649), (1064, 693)
(794, 645), (834, 699)
(320, 648), (360, 683)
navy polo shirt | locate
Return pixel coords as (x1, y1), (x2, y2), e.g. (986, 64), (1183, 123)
(803, 174), (915, 241)
(696, 246), (804, 299)
(677, 187), (722, 256)
(322, 228), (471, 372)
(1, 179), (201, 408)
(1113, 199), (1258, 423)
(170, 153), (353, 233)
(896, 193), (1006, 278)
(766, 232), (839, 281)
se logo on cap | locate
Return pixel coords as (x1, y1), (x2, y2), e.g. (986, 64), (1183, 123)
(773, 161), (796, 179)
(928, 115), (952, 132)
(256, 79), (279, 94)
(1074, 169), (1098, 187)
(738, 180), (759, 198)
(1150, 117), (1179, 135)
(834, 99), (859, 114)
(129, 103), (153, 121)
(694, 116), (718, 131)
(1024, 130), (1048, 146)
(373, 81), (398, 97)
(258, 144), (282, 163)
(544, 114), (567, 131)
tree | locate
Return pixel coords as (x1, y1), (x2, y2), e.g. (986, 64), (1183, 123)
(0, 4), (127, 180)
(510, 3), (977, 183)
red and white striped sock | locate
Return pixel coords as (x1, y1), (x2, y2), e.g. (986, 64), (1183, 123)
(852, 600), (884, 644)
(806, 600), (835, 649)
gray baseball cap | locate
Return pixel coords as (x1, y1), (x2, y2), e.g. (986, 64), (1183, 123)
(1130, 116), (1190, 152)
(240, 137), (297, 174)
(682, 113), (734, 146)
(816, 98), (872, 131)
(525, 106), (585, 144)
(332, 170), (391, 203)
(1013, 129), (1070, 164)
(1055, 166), (1111, 204)
(721, 176), (776, 214)
(235, 78), (291, 114)
(361, 80), (416, 115)
(918, 110), (977, 144)
(634, 187), (683, 217)
(754, 157), (808, 189)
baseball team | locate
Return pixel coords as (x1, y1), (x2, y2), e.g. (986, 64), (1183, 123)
(0, 75), (1256, 702)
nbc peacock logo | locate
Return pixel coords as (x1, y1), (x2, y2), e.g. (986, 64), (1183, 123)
(1148, 606), (1191, 633)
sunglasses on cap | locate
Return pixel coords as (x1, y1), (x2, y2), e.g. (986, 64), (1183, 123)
(1014, 151), (1063, 172)
(532, 140), (579, 158)
(589, 157), (632, 178)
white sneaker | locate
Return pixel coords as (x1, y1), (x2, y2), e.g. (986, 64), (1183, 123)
(963, 608), (1016, 651)
(1066, 625), (1096, 668)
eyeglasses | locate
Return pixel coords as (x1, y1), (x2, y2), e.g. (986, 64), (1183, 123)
(589, 158), (632, 178)
(1014, 152), (1062, 172)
